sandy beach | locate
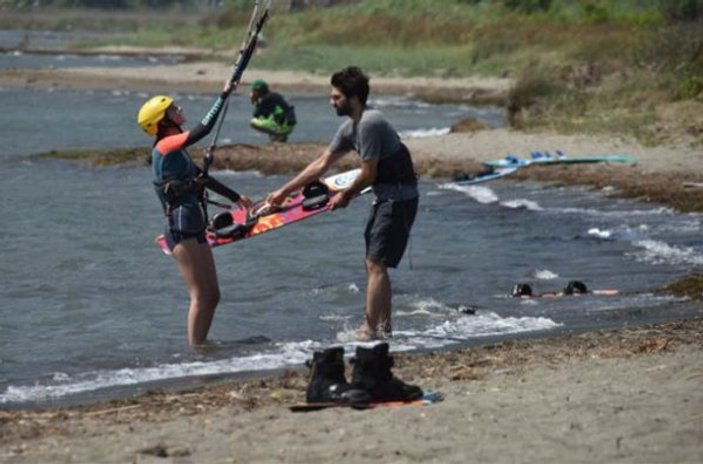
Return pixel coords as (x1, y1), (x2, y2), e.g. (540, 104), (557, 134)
(1, 320), (701, 463)
(1, 60), (702, 463)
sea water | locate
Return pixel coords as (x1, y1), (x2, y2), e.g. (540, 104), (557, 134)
(0, 54), (702, 409)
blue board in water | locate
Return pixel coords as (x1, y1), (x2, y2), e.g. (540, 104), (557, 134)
(484, 151), (636, 168)
(451, 167), (518, 185)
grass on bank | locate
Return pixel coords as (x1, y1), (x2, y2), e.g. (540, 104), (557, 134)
(6, 1), (702, 146)
(662, 274), (703, 301)
(37, 147), (151, 166)
(136, 1), (703, 147)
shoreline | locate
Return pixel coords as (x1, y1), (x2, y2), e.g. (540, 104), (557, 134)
(5, 301), (700, 414)
(1, 317), (701, 462)
(0, 61), (511, 104)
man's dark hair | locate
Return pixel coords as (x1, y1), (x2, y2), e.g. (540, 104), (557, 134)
(331, 66), (370, 104)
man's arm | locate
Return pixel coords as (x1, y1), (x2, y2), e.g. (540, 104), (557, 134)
(330, 157), (377, 209)
(267, 148), (346, 205)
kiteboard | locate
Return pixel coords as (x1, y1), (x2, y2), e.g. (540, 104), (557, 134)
(156, 168), (363, 255)
(510, 281), (619, 299)
(289, 391), (443, 413)
(484, 151), (636, 168)
(451, 166), (518, 185)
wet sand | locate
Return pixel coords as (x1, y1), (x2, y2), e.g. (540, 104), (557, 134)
(1, 61), (702, 463)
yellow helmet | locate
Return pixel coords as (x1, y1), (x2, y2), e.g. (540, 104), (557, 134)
(137, 95), (174, 136)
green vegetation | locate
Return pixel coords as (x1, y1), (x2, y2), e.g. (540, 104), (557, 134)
(37, 147), (151, 166)
(662, 273), (703, 301)
(5, 0), (702, 145)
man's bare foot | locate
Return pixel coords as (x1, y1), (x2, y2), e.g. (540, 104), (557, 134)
(355, 326), (377, 341)
(355, 323), (392, 341)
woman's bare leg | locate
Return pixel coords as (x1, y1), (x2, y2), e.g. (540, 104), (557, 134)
(172, 239), (220, 346)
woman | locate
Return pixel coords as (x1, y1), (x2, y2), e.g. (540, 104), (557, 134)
(137, 79), (251, 346)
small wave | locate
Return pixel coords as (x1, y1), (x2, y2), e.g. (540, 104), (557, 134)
(588, 227), (612, 239)
(555, 206), (673, 217)
(399, 127), (451, 139)
(0, 308), (554, 405)
(395, 311), (560, 347)
(395, 296), (459, 317)
(0, 343), (318, 405)
(319, 314), (352, 322)
(587, 225), (649, 242)
(501, 199), (543, 211)
(655, 218), (702, 234)
(369, 97), (431, 109)
(439, 184), (498, 204)
(214, 168), (264, 178)
(629, 239), (703, 266)
(528, 269), (559, 280)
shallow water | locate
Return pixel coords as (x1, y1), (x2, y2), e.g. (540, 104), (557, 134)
(0, 54), (701, 409)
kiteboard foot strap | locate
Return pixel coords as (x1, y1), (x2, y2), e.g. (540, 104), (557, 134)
(302, 180), (330, 211)
(209, 211), (255, 240)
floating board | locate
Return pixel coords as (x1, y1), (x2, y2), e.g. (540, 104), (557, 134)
(514, 289), (619, 299)
(510, 281), (619, 299)
(156, 168), (363, 255)
(484, 153), (636, 168)
(289, 391), (443, 413)
(451, 167), (518, 185)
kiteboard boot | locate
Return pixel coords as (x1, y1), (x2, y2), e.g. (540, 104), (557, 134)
(511, 283), (533, 297)
(305, 347), (370, 404)
(563, 280), (588, 295)
(350, 342), (423, 402)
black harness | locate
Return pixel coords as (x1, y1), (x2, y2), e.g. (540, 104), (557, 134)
(154, 175), (206, 217)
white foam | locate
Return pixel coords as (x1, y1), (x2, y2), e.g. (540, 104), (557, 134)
(501, 199), (543, 211)
(588, 227), (612, 239)
(588, 225), (649, 241)
(0, 343), (317, 405)
(439, 184), (498, 204)
(0, 307), (561, 405)
(629, 239), (703, 266)
(395, 311), (560, 347)
(319, 314), (352, 322)
(399, 127), (451, 139)
(555, 206), (672, 217)
(369, 97), (431, 109)
(530, 269), (559, 280)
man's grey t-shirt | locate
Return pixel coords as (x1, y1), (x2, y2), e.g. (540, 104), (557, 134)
(328, 108), (418, 201)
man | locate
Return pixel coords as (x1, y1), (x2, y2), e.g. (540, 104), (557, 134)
(249, 78), (297, 142)
(266, 66), (418, 340)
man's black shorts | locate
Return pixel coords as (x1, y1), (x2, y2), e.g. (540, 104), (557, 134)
(364, 198), (418, 268)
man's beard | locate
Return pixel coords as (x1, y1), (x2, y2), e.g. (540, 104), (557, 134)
(335, 102), (350, 117)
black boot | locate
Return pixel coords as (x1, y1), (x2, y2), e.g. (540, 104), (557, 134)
(351, 342), (423, 402)
(305, 347), (371, 404)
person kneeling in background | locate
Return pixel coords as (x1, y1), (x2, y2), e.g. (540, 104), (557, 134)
(249, 78), (297, 142)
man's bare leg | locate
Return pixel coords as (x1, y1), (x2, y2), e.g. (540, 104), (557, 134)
(357, 259), (392, 340)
